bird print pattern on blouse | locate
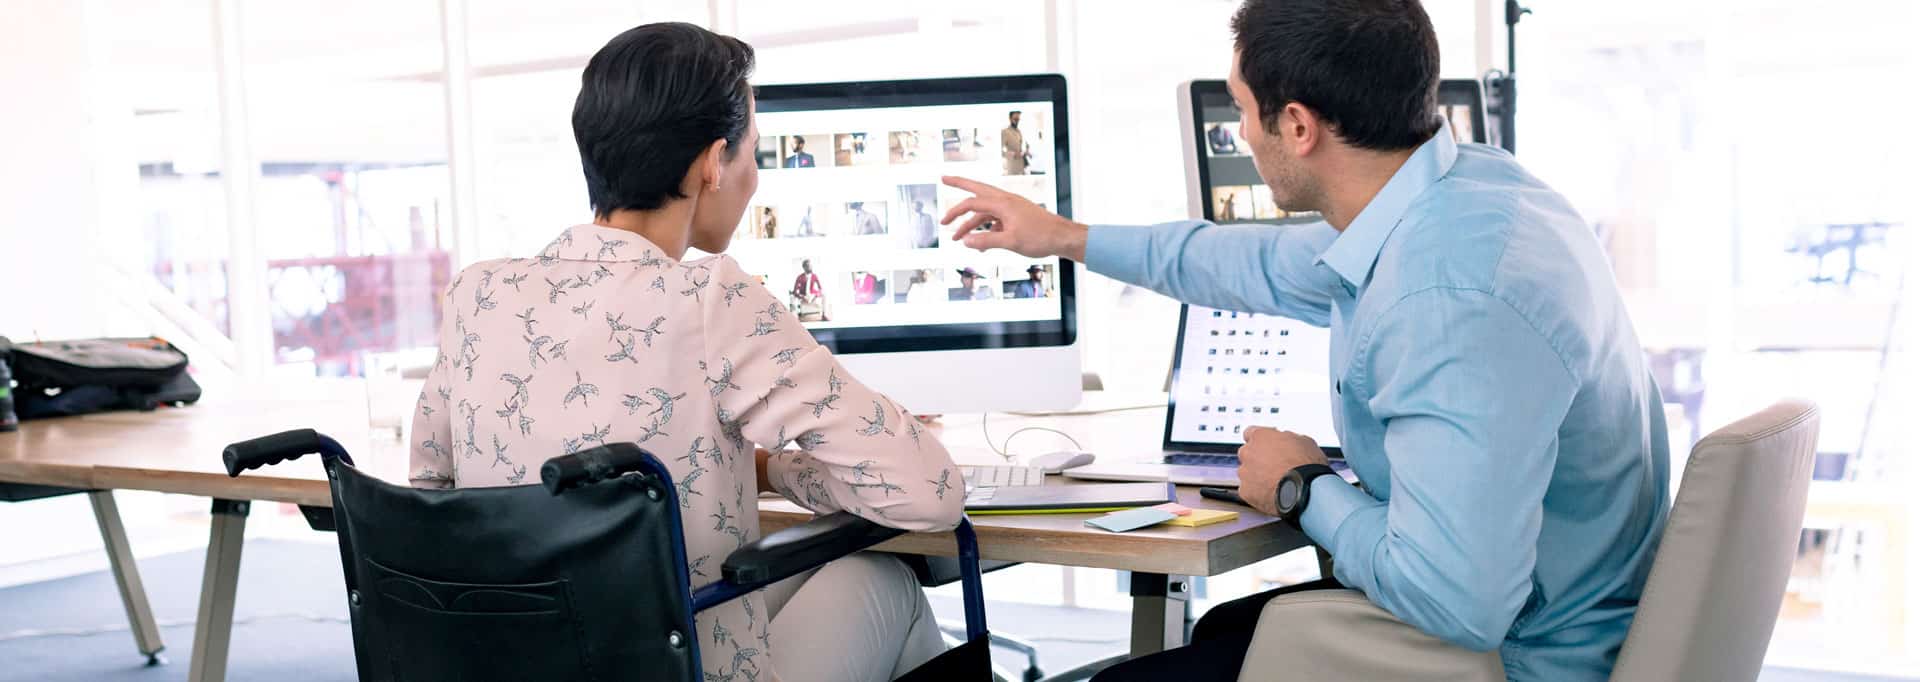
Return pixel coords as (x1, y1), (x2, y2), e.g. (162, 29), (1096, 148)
(409, 224), (962, 681)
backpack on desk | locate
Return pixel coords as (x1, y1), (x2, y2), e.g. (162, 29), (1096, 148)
(0, 336), (201, 419)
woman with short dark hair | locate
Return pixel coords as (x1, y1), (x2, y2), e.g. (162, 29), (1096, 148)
(410, 22), (961, 681)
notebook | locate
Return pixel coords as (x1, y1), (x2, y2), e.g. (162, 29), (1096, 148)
(964, 482), (1177, 515)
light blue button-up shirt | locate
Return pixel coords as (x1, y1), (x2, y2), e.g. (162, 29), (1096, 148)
(1085, 129), (1670, 681)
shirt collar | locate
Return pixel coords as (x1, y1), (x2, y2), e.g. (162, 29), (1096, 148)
(538, 224), (670, 264)
(1314, 124), (1459, 289)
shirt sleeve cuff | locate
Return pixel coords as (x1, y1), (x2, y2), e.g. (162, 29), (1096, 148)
(1300, 474), (1375, 545)
(1082, 225), (1151, 284)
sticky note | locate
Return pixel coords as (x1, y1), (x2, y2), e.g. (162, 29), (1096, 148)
(1164, 509), (1239, 527)
(1085, 508), (1180, 532)
(1152, 503), (1194, 516)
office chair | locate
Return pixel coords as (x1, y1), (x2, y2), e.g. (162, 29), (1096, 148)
(1232, 400), (1819, 681)
(222, 429), (991, 682)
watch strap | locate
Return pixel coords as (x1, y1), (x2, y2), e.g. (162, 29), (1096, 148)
(1280, 463), (1339, 528)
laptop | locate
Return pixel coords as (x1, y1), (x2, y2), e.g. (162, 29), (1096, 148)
(1065, 304), (1344, 487)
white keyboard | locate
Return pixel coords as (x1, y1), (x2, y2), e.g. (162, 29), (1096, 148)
(960, 464), (1047, 488)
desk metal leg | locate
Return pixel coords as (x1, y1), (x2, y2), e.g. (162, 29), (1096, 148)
(87, 490), (167, 666)
(1128, 572), (1191, 658)
(187, 499), (249, 682)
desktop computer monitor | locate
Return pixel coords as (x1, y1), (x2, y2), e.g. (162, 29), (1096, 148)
(1178, 78), (1490, 224)
(731, 75), (1080, 413)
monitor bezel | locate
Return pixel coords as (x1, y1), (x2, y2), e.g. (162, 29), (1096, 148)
(1437, 79), (1491, 145)
(752, 74), (1078, 355)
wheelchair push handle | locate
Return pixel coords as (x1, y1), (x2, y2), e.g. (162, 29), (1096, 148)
(541, 443), (658, 495)
(223, 428), (353, 477)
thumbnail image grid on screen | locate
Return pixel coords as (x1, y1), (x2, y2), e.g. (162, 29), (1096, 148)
(727, 91), (1069, 353)
(1166, 305), (1339, 449)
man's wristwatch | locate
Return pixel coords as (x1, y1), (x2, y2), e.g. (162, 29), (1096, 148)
(1276, 464), (1338, 529)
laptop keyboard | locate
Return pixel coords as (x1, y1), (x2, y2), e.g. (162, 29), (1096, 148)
(1164, 453), (1239, 467)
(961, 465), (1047, 488)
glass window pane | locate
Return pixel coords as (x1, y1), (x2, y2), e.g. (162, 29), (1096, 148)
(1521, 0), (1919, 671)
(103, 0), (232, 337)
(243, 3), (452, 377)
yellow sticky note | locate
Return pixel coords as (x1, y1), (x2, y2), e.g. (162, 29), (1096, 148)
(1164, 509), (1238, 527)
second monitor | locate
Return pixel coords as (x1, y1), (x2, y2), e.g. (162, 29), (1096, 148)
(1178, 78), (1491, 225)
(733, 75), (1081, 414)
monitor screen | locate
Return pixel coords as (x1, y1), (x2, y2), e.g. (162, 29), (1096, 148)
(1188, 84), (1320, 226)
(733, 76), (1076, 355)
(1164, 304), (1340, 452)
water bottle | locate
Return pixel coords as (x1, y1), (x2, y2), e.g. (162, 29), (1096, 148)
(0, 354), (17, 432)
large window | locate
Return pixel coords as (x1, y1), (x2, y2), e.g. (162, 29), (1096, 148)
(241, 2), (454, 377)
(1519, 0), (1918, 673)
(104, 0), (232, 340)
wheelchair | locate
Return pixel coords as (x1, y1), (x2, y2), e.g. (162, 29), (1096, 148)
(223, 429), (990, 681)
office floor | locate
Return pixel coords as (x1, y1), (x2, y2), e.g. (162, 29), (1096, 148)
(0, 537), (1913, 682)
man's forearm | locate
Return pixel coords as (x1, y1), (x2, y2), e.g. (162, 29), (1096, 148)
(1080, 221), (1338, 324)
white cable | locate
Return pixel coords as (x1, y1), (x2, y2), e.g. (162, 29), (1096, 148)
(981, 416), (1084, 462)
(1005, 403), (1163, 417)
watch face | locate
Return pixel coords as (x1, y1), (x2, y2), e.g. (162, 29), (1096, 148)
(1278, 477), (1301, 511)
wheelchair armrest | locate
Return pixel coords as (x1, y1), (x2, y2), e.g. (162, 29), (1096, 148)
(540, 443), (656, 495)
(1236, 589), (1503, 682)
(721, 512), (906, 587)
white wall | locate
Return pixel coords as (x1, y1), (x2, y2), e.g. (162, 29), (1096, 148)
(0, 0), (144, 341)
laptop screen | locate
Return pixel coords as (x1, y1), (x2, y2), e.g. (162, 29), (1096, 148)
(1163, 304), (1341, 454)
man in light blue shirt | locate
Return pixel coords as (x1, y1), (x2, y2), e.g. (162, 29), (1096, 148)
(938, 1), (1669, 680)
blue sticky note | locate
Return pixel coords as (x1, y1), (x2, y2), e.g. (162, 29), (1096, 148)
(1085, 508), (1179, 533)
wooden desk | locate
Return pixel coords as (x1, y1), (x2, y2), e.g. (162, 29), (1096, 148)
(0, 388), (1312, 679)
(2, 382), (379, 506)
(0, 381), (375, 681)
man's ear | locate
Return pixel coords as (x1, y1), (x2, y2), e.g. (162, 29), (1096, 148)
(1280, 102), (1323, 157)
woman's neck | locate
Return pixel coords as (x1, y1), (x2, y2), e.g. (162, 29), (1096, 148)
(596, 202), (697, 260)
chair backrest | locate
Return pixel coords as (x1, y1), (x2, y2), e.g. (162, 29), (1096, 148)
(1610, 400), (1819, 682)
(327, 453), (703, 682)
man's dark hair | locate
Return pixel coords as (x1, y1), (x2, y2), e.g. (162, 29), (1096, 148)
(573, 22), (754, 216)
(1231, 0), (1441, 150)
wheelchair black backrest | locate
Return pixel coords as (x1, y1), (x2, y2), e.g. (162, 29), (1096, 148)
(327, 451), (702, 681)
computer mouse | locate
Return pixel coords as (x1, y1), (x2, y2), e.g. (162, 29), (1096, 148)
(1030, 450), (1096, 474)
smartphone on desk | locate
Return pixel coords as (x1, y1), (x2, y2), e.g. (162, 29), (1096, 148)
(1198, 487), (1248, 506)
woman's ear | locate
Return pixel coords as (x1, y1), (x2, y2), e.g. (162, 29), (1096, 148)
(702, 139), (728, 191)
